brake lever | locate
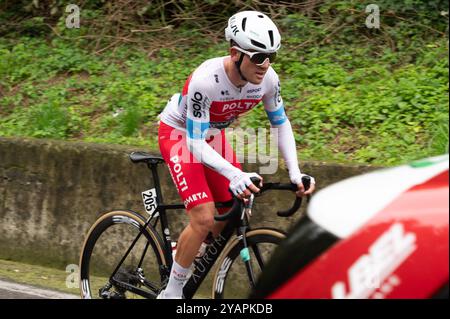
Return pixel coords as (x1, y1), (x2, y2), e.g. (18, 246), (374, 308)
(215, 176), (261, 221)
(244, 194), (255, 217)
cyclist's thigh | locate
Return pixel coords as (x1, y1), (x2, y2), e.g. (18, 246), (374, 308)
(204, 129), (242, 204)
(158, 121), (214, 211)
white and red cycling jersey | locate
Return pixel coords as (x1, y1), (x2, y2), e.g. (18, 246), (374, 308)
(159, 56), (302, 210)
(160, 56), (286, 131)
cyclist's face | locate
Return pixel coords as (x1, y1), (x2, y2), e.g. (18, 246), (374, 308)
(231, 48), (271, 85)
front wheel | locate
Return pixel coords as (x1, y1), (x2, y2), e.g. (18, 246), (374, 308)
(212, 228), (286, 299)
(79, 210), (168, 299)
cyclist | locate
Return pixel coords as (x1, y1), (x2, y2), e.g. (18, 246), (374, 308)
(157, 10), (316, 299)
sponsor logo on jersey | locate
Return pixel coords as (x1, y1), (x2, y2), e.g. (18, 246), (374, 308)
(247, 87), (262, 94)
(191, 92), (209, 118)
(247, 94), (262, 99)
(275, 81), (282, 104)
(209, 99), (261, 116)
(184, 192), (209, 207)
(170, 155), (189, 192)
(222, 101), (255, 112)
(191, 92), (204, 118)
(209, 119), (235, 129)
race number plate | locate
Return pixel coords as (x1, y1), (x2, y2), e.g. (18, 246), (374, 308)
(142, 188), (159, 217)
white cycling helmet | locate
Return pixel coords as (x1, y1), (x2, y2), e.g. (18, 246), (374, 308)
(225, 11), (281, 53)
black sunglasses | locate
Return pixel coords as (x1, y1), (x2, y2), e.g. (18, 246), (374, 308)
(233, 46), (277, 65)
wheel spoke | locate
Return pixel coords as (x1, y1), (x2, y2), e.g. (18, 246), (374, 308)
(213, 229), (285, 299)
(79, 211), (166, 299)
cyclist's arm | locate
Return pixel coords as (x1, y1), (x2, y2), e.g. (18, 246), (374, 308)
(185, 80), (242, 182)
(262, 72), (307, 185)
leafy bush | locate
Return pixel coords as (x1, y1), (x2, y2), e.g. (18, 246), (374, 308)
(29, 102), (69, 138)
(0, 2), (448, 165)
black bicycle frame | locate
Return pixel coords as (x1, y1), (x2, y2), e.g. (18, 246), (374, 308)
(108, 162), (243, 299)
(107, 160), (304, 299)
(182, 215), (240, 299)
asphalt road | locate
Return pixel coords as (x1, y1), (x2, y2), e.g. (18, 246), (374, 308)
(0, 279), (78, 299)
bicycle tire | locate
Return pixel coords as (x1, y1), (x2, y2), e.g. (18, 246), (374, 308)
(79, 210), (167, 299)
(211, 228), (286, 299)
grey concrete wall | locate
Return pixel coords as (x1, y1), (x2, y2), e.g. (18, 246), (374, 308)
(0, 136), (379, 296)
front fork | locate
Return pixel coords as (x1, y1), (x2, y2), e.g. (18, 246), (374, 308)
(236, 194), (260, 289)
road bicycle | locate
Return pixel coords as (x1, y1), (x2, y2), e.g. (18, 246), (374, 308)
(79, 151), (310, 299)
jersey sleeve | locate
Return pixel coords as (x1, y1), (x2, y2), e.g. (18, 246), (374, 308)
(262, 69), (287, 127)
(185, 80), (211, 140)
(262, 69), (303, 183)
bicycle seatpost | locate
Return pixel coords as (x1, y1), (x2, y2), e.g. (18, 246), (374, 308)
(147, 162), (163, 205)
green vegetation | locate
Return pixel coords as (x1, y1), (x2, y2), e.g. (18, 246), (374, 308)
(0, 258), (77, 295)
(0, 1), (448, 165)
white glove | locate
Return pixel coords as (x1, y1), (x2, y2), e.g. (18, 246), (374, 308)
(229, 172), (262, 196)
(290, 172), (316, 187)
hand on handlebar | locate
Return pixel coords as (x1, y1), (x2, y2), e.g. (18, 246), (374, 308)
(294, 174), (316, 197)
(229, 172), (263, 200)
(218, 176), (308, 221)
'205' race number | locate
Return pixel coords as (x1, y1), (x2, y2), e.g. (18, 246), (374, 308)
(142, 188), (158, 217)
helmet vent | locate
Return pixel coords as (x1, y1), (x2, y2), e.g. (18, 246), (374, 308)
(251, 39), (266, 49)
(242, 17), (247, 31)
(268, 30), (274, 47)
(258, 15), (264, 18)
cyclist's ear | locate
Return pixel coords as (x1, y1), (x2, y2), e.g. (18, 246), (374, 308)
(230, 47), (240, 61)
